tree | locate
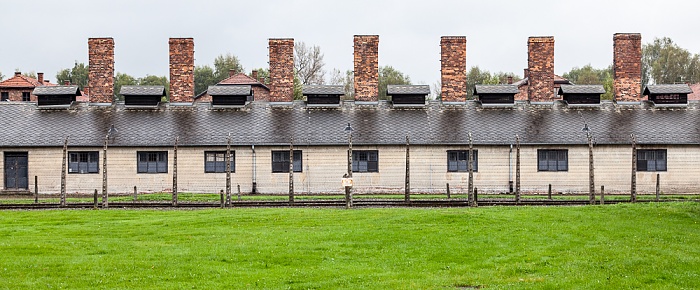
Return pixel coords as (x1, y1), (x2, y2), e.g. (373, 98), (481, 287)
(0, 71), (4, 81)
(55, 62), (89, 89)
(329, 69), (353, 99)
(249, 68), (270, 85)
(213, 53), (245, 81)
(294, 41), (326, 85)
(378, 66), (411, 99)
(194, 65), (216, 96)
(642, 37), (700, 86)
(138, 75), (170, 100)
(563, 64), (614, 100)
(113, 72), (137, 101)
(466, 66), (491, 99)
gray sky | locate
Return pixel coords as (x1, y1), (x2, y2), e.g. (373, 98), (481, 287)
(2, 0), (699, 85)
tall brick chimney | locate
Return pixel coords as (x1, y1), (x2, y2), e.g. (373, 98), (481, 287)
(169, 38), (194, 103)
(613, 33), (642, 102)
(37, 73), (43, 84)
(268, 38), (294, 102)
(527, 36), (555, 102)
(440, 36), (467, 102)
(353, 35), (379, 102)
(88, 38), (114, 103)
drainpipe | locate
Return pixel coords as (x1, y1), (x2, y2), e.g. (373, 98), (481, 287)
(509, 144), (513, 193)
(251, 144), (257, 194)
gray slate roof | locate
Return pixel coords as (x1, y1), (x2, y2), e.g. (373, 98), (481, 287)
(644, 84), (693, 95)
(32, 85), (81, 96)
(1, 100), (699, 148)
(387, 85), (430, 95)
(120, 86), (166, 96)
(558, 85), (605, 95)
(207, 85), (251, 96)
(302, 85), (345, 95)
(474, 85), (519, 95)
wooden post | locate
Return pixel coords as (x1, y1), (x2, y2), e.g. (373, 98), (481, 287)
(474, 187), (478, 206)
(237, 184), (242, 202)
(468, 132), (475, 206)
(656, 173), (660, 202)
(93, 189), (98, 209)
(515, 135), (521, 203)
(346, 132), (353, 209)
(600, 185), (605, 205)
(133, 186), (137, 201)
(630, 134), (637, 203)
(220, 190), (224, 209)
(588, 132), (595, 205)
(446, 183), (451, 199)
(548, 184), (552, 200)
(61, 137), (68, 206)
(226, 136), (232, 206)
(102, 136), (108, 208)
(34, 176), (38, 204)
(288, 138), (294, 205)
(405, 135), (410, 203)
(172, 136), (178, 206)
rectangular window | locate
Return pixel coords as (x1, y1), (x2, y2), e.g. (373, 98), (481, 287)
(1, 92), (8, 101)
(137, 151), (168, 173)
(637, 149), (667, 171)
(537, 149), (568, 171)
(447, 150), (478, 172)
(272, 150), (302, 173)
(68, 151), (99, 174)
(352, 150), (379, 172)
(22, 92), (30, 102)
(204, 151), (235, 173)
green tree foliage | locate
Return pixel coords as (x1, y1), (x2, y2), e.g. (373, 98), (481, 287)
(562, 64), (614, 100)
(465, 66), (517, 99)
(55, 62), (89, 89)
(194, 65), (216, 96)
(113, 72), (137, 101)
(21, 71), (37, 79)
(642, 37), (700, 86)
(249, 68), (270, 85)
(112, 73), (169, 101)
(0, 71), (5, 81)
(379, 66), (411, 100)
(194, 53), (245, 96)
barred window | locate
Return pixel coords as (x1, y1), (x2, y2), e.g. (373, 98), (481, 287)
(637, 149), (667, 171)
(272, 150), (302, 173)
(447, 150), (478, 172)
(352, 150), (378, 172)
(537, 149), (568, 171)
(204, 151), (235, 173)
(68, 152), (99, 174)
(137, 151), (168, 173)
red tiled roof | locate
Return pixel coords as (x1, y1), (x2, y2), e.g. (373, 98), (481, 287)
(218, 73), (269, 89)
(688, 83), (700, 100)
(0, 74), (43, 88)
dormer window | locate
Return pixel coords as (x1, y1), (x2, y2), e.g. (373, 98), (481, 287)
(558, 85), (604, 105)
(644, 84), (692, 105)
(387, 85), (429, 106)
(303, 85), (344, 107)
(32, 85), (81, 108)
(208, 85), (252, 107)
(120, 85), (165, 108)
(473, 85), (518, 105)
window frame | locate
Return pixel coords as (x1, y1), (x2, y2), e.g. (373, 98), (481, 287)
(447, 150), (478, 172)
(637, 149), (667, 172)
(537, 149), (568, 172)
(271, 150), (302, 173)
(0, 92), (8, 101)
(68, 151), (99, 174)
(137, 151), (168, 174)
(21, 92), (30, 102)
(204, 151), (235, 173)
(352, 150), (379, 173)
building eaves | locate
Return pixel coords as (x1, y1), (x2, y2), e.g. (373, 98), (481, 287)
(558, 85), (605, 95)
(207, 85), (251, 96)
(387, 85), (430, 95)
(33, 85), (81, 96)
(302, 85), (345, 95)
(474, 85), (519, 95)
(120, 85), (166, 96)
(644, 84), (693, 95)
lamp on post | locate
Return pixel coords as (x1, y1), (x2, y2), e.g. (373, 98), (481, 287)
(343, 123), (354, 209)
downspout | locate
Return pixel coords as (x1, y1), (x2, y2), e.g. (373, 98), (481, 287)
(251, 144), (257, 194)
(509, 144), (513, 193)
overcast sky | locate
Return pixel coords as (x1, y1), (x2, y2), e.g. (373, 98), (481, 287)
(2, 0), (699, 86)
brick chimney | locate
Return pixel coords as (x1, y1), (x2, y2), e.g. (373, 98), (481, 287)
(169, 38), (194, 103)
(353, 35), (379, 102)
(440, 36), (467, 102)
(88, 38), (114, 103)
(527, 36), (555, 102)
(37, 73), (44, 84)
(251, 70), (258, 82)
(507, 76), (513, 84)
(64, 80), (70, 85)
(613, 33), (642, 101)
(268, 38), (294, 102)
(229, 69), (236, 78)
(14, 71), (21, 77)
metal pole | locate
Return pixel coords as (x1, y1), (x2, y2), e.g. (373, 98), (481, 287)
(468, 132), (474, 206)
(61, 137), (68, 206)
(226, 136), (232, 207)
(289, 138), (294, 205)
(404, 135), (410, 203)
(631, 134), (637, 203)
(172, 136), (178, 206)
(102, 135), (108, 208)
(515, 135), (521, 203)
(588, 132), (595, 205)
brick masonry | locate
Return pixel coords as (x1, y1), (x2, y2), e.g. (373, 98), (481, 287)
(169, 38), (195, 103)
(440, 36), (467, 102)
(527, 36), (555, 102)
(88, 38), (114, 103)
(268, 38), (294, 102)
(613, 33), (642, 101)
(354, 35), (379, 102)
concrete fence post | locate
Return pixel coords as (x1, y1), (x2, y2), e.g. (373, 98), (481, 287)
(600, 185), (605, 205)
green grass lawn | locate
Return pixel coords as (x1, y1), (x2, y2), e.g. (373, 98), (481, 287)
(0, 203), (698, 289)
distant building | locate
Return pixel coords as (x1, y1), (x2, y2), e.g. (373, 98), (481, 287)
(0, 72), (54, 102)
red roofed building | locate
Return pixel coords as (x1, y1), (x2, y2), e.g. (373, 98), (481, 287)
(513, 69), (572, 101)
(0, 71), (55, 102)
(194, 70), (270, 103)
(687, 83), (700, 101)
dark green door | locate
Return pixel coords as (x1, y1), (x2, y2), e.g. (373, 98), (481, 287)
(4, 152), (28, 190)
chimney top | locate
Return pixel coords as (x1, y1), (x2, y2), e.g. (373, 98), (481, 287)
(37, 72), (44, 84)
(229, 69), (236, 78)
(64, 80), (70, 85)
(507, 76), (513, 84)
(252, 70), (259, 81)
(14, 71), (21, 77)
